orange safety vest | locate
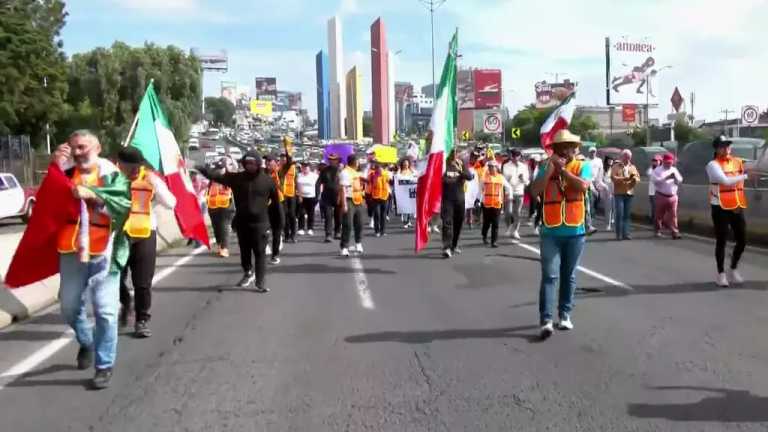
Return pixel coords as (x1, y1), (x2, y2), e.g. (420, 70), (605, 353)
(345, 167), (365, 205)
(207, 182), (232, 209)
(369, 170), (390, 200)
(714, 157), (747, 210)
(542, 160), (586, 228)
(482, 173), (505, 209)
(282, 164), (296, 198)
(57, 167), (112, 255)
(270, 169), (284, 202)
(124, 167), (155, 239)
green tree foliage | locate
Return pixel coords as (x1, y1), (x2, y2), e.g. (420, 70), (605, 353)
(204, 97), (235, 127)
(57, 42), (201, 154)
(629, 126), (647, 147)
(0, 0), (68, 147)
(673, 116), (705, 145)
(508, 105), (600, 147)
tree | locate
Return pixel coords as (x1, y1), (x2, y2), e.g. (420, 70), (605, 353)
(673, 116), (705, 145)
(0, 0), (68, 148)
(629, 126), (647, 147)
(509, 104), (554, 147)
(204, 97), (235, 127)
(570, 113), (601, 142)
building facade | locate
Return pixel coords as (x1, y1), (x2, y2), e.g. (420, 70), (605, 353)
(315, 50), (331, 140)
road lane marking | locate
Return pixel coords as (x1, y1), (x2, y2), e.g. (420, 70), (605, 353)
(0, 245), (208, 386)
(515, 242), (634, 291)
(350, 257), (375, 310)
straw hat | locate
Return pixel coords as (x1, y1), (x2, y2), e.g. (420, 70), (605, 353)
(551, 130), (582, 147)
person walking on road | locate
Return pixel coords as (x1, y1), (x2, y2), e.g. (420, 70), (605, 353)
(117, 147), (177, 339)
(399, 158), (417, 228)
(205, 159), (235, 257)
(501, 148), (529, 240)
(296, 162), (319, 236)
(198, 150), (281, 293)
(441, 150), (474, 258)
(707, 135), (750, 287)
(316, 153), (342, 243)
(651, 153), (683, 239)
(480, 160), (511, 248)
(368, 160), (392, 237)
(278, 151), (298, 244)
(601, 157), (615, 231)
(610, 149), (640, 240)
(339, 155), (366, 256)
(53, 130), (132, 389)
(585, 146), (603, 235)
(647, 155), (662, 225)
(265, 155), (285, 264)
(531, 130), (592, 340)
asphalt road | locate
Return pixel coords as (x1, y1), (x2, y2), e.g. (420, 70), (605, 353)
(0, 219), (26, 234)
(1, 217), (768, 431)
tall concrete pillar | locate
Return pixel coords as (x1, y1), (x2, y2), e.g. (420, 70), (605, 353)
(315, 50), (331, 140)
(370, 17), (390, 145)
(388, 50), (396, 141)
(345, 66), (363, 141)
(328, 16), (346, 139)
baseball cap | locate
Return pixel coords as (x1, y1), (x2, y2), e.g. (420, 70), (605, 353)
(713, 135), (733, 148)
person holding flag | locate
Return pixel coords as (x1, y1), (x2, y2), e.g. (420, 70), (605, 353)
(117, 146), (177, 338)
(279, 136), (298, 244)
(440, 150), (473, 258)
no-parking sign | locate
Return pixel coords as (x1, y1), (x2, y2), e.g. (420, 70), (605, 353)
(742, 105), (760, 126)
(482, 112), (502, 134)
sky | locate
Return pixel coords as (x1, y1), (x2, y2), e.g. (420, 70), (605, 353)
(62, 0), (768, 123)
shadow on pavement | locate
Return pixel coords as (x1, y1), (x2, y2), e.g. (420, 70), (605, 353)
(19, 313), (65, 325)
(627, 386), (768, 423)
(2, 364), (90, 389)
(208, 263), (397, 275)
(345, 325), (542, 344)
(0, 330), (64, 342)
(578, 281), (766, 299)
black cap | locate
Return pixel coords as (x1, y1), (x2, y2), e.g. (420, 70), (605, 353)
(117, 146), (145, 164)
(509, 148), (522, 157)
(241, 149), (262, 166)
(713, 135), (733, 148)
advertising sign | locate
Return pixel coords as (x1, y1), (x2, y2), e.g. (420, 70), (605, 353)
(607, 37), (660, 105)
(742, 105), (760, 126)
(622, 105), (637, 123)
(473, 69), (502, 109)
(535, 80), (576, 109)
(249, 99), (273, 117)
(482, 112), (503, 134)
(190, 48), (228, 72)
(255, 77), (277, 98)
(457, 69), (475, 109)
(220, 81), (237, 105)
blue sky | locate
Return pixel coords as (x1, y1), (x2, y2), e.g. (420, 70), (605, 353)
(62, 0), (768, 122)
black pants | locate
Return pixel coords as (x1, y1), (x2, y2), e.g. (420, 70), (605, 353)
(298, 197), (317, 231)
(209, 208), (234, 249)
(120, 231), (158, 322)
(323, 203), (341, 238)
(283, 197), (297, 241)
(441, 199), (465, 250)
(711, 205), (747, 273)
(372, 198), (388, 235)
(341, 199), (365, 248)
(482, 207), (501, 245)
(236, 223), (269, 287)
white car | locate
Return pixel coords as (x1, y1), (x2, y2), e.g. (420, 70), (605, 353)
(228, 147), (243, 159)
(0, 173), (36, 222)
(204, 152), (220, 164)
(215, 145), (225, 155)
(188, 138), (200, 151)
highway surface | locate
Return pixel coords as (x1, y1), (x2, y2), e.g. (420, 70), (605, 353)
(1, 214), (767, 431)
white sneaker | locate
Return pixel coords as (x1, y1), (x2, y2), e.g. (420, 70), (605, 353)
(533, 226), (540, 235)
(340, 248), (350, 257)
(442, 248), (452, 258)
(512, 230), (521, 240)
(376, 232), (382, 238)
(265, 245), (272, 255)
(432, 226), (441, 234)
(716, 272), (729, 287)
(557, 314), (574, 331)
(540, 321), (554, 339)
(606, 224), (613, 232)
(369, 220), (375, 229)
(307, 229), (314, 236)
(355, 243), (364, 254)
(297, 229), (305, 236)
(730, 269), (744, 285)
(526, 220), (533, 227)
(505, 226), (513, 236)
(279, 239), (284, 252)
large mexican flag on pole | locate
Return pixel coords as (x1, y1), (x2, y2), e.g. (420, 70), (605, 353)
(415, 30), (458, 253)
(131, 82), (210, 247)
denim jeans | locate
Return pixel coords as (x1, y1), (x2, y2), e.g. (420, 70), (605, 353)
(538, 234), (586, 324)
(59, 253), (120, 370)
(614, 194), (634, 239)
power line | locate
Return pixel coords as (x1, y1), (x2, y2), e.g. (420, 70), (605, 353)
(417, 0), (447, 96)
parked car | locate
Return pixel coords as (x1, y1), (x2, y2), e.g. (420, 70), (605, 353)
(215, 145), (225, 155)
(204, 152), (220, 164)
(228, 147), (243, 160)
(0, 173), (37, 223)
(188, 138), (200, 151)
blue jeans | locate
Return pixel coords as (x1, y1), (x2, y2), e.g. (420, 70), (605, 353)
(614, 194), (634, 239)
(539, 234), (586, 324)
(59, 253), (120, 370)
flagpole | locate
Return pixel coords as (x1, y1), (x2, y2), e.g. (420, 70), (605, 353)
(122, 79), (155, 147)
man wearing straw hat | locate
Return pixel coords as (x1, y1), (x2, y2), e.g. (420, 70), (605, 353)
(531, 130), (592, 340)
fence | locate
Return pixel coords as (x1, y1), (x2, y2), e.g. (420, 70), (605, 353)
(0, 136), (51, 186)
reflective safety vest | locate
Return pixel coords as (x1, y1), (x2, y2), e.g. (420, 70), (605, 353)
(482, 173), (505, 209)
(207, 182), (232, 209)
(270, 169), (284, 202)
(124, 167), (155, 239)
(345, 167), (365, 205)
(542, 160), (586, 228)
(57, 167), (112, 255)
(713, 157), (747, 210)
(282, 164), (296, 198)
(369, 170), (390, 200)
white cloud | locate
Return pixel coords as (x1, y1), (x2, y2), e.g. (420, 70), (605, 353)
(111, 0), (235, 23)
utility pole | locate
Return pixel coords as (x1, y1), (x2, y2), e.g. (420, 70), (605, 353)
(418, 0), (446, 96)
(43, 76), (51, 154)
(721, 109), (735, 136)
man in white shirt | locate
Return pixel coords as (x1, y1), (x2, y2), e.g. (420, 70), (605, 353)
(501, 149), (529, 240)
(647, 155), (662, 224)
(651, 153), (683, 239)
(296, 162), (319, 236)
(585, 147), (604, 234)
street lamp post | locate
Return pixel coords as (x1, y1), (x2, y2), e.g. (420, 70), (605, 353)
(645, 65), (672, 146)
(418, 0), (446, 96)
(43, 76), (51, 154)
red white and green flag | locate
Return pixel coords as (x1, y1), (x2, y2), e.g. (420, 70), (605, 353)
(540, 92), (577, 153)
(131, 82), (210, 247)
(415, 30), (458, 253)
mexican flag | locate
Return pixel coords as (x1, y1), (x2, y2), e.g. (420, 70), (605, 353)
(540, 92), (577, 153)
(415, 31), (458, 253)
(131, 82), (210, 247)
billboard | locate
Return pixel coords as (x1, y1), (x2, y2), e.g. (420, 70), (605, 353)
(250, 99), (273, 117)
(457, 69), (475, 109)
(622, 104), (637, 123)
(473, 69), (502, 109)
(607, 37), (660, 106)
(220, 81), (237, 105)
(535, 80), (576, 109)
(190, 48), (228, 71)
(255, 77), (277, 99)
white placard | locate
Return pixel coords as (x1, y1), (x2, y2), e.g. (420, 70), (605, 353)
(394, 174), (417, 215)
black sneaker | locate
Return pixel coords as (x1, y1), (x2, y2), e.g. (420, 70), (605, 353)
(134, 320), (152, 338)
(92, 368), (113, 390)
(76, 345), (93, 370)
(237, 272), (255, 288)
(269, 256), (281, 265)
(323, 236), (332, 243)
(118, 306), (129, 329)
(490, 243), (499, 248)
(333, 233), (341, 240)
(482, 237), (488, 245)
(254, 285), (270, 293)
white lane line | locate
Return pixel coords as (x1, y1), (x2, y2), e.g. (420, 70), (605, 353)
(0, 245), (208, 385)
(515, 242), (634, 291)
(350, 257), (375, 310)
